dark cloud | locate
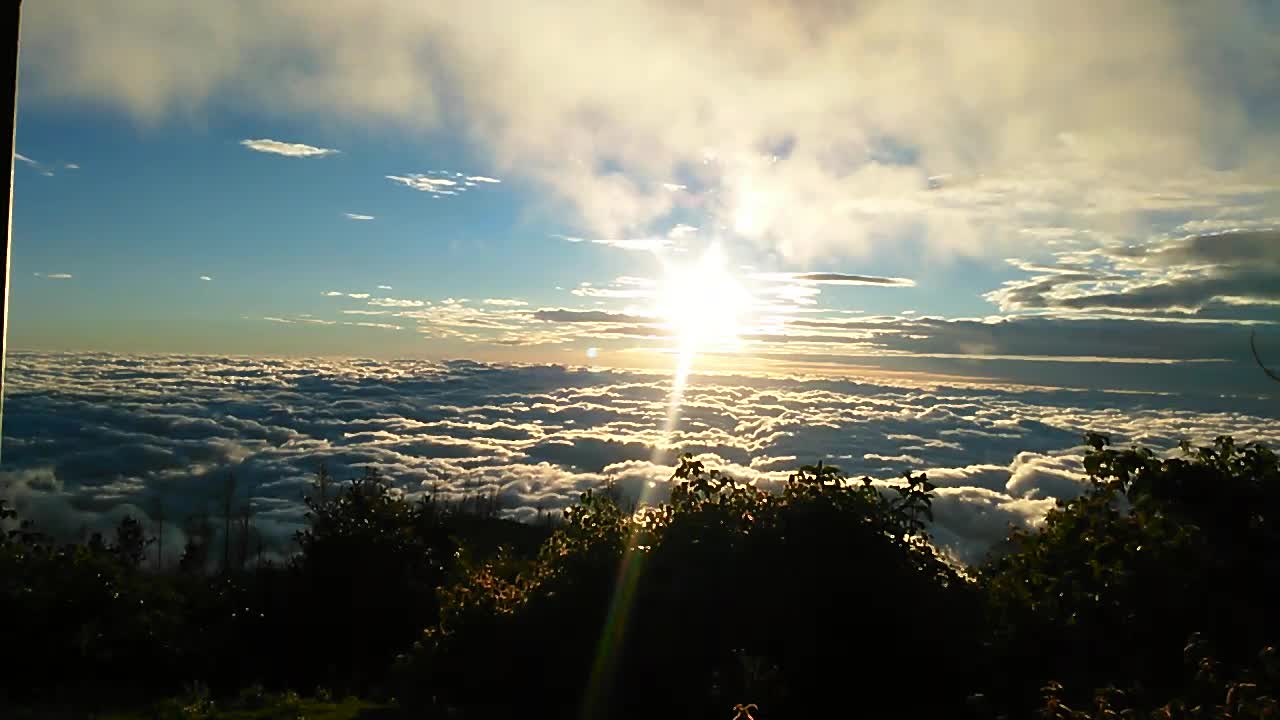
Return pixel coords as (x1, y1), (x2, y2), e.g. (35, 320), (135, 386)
(990, 229), (1280, 315)
(2, 352), (1277, 566)
(787, 272), (916, 287)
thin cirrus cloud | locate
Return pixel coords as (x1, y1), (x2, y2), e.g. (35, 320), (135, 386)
(199, 275), (212, 281)
(33, 272), (73, 279)
(386, 171), (501, 197)
(14, 151), (55, 176)
(344, 212), (375, 221)
(239, 138), (339, 157)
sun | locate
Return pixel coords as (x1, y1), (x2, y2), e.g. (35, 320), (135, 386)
(654, 243), (751, 368)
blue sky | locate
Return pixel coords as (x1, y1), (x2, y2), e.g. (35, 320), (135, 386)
(8, 0), (1280, 393)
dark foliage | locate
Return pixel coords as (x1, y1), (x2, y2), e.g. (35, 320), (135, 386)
(0, 469), (548, 710)
(396, 458), (981, 718)
(980, 434), (1280, 716)
(1, 434), (1277, 719)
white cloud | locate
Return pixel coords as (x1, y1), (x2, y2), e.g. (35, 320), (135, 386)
(64, 163), (79, 170)
(369, 297), (426, 308)
(347, 293), (370, 299)
(37, 272), (73, 279)
(377, 285), (393, 290)
(262, 316), (294, 324)
(386, 174), (457, 192)
(483, 298), (529, 306)
(344, 212), (375, 220)
(3, 352), (1277, 565)
(342, 321), (402, 330)
(387, 172), (503, 198)
(342, 310), (389, 316)
(22, 0), (1280, 264)
(199, 275), (212, 281)
(240, 138), (338, 157)
(14, 152), (54, 176)
(324, 291), (344, 297)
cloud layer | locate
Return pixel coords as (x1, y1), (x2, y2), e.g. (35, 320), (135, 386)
(3, 352), (1277, 565)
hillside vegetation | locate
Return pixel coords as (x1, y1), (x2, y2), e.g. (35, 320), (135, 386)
(1, 435), (1277, 719)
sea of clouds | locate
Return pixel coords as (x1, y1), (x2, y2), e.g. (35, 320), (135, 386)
(2, 351), (1278, 566)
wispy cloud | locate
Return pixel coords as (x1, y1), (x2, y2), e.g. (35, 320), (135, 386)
(324, 291), (344, 297)
(556, 233), (673, 253)
(63, 163), (79, 170)
(377, 285), (393, 290)
(344, 212), (375, 220)
(342, 321), (402, 331)
(199, 275), (212, 281)
(758, 272), (917, 287)
(14, 152), (55, 176)
(482, 298), (529, 307)
(240, 138), (338, 157)
(369, 297), (426, 308)
(33, 272), (73, 280)
(386, 171), (501, 197)
(262, 316), (294, 324)
(386, 174), (458, 195)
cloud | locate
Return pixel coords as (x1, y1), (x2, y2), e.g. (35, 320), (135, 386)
(25, 1), (1279, 262)
(532, 308), (652, 324)
(343, 321), (402, 331)
(378, 285), (393, 290)
(239, 138), (338, 157)
(14, 152), (55, 176)
(2, 351), (1276, 566)
(556, 233), (673, 253)
(483, 298), (529, 307)
(387, 172), (501, 197)
(199, 275), (212, 281)
(344, 212), (375, 220)
(34, 272), (73, 279)
(369, 297), (426, 308)
(64, 163), (79, 169)
(347, 293), (370, 299)
(989, 229), (1280, 315)
(766, 272), (917, 287)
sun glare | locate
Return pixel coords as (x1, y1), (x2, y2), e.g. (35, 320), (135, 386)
(655, 243), (750, 364)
